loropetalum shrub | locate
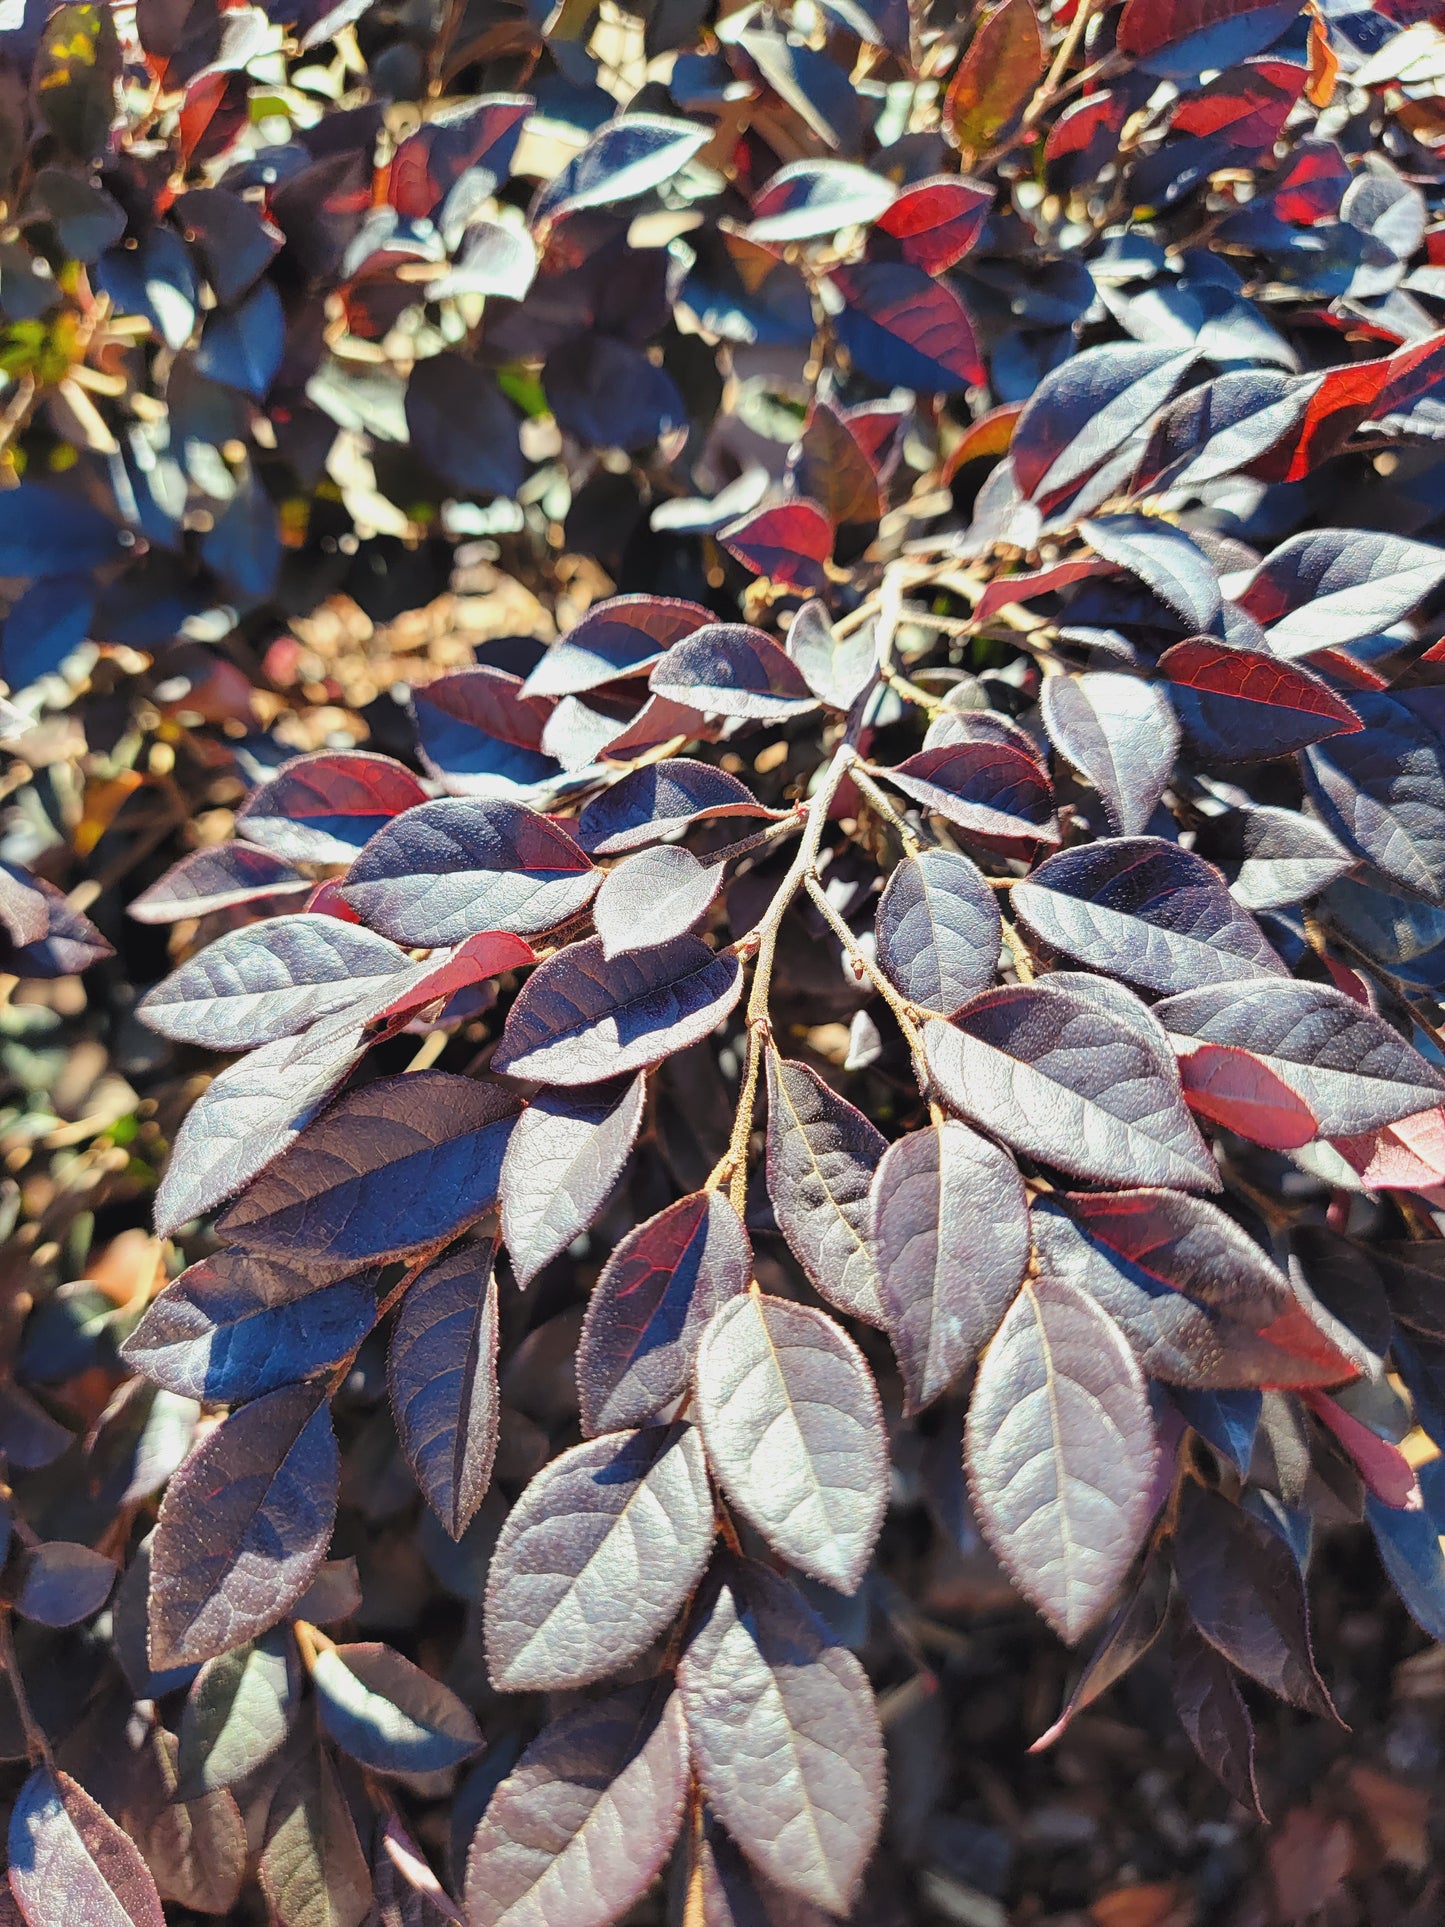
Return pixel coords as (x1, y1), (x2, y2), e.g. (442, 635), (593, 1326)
(11, 0), (1445, 1915)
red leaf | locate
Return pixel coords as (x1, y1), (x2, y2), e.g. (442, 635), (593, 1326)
(1177, 1041), (1320, 1149)
(872, 175), (993, 274)
(718, 499), (833, 590)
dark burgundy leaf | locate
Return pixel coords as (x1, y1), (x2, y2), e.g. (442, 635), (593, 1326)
(593, 846), (722, 957)
(129, 844), (310, 924)
(121, 1249), (377, 1403)
(1118, 0), (1297, 72)
(389, 1241), (500, 1540)
(486, 1422), (713, 1690)
(1082, 515), (1222, 632)
(745, 158), (897, 242)
(686, 1816), (834, 1927)
(387, 95), (532, 218)
(828, 261), (984, 392)
(678, 1559), (884, 1914)
(0, 871), (113, 977)
(258, 1747), (371, 1927)
(412, 666), (556, 797)
(1034, 1191), (1360, 1388)
(500, 1076), (646, 1285)
(786, 403), (884, 535)
(1154, 979), (1445, 1134)
(153, 1012), (371, 1237)
(974, 557), (1111, 624)
(341, 797), (599, 945)
(868, 1121), (1029, 1413)
(1031, 1559), (1170, 1750)
(464, 1683), (689, 1927)
(1233, 529), (1445, 657)
(137, 914), (406, 1049)
(879, 740), (1059, 857)
(719, 501), (833, 593)
(1136, 369), (1313, 494)
(177, 1636), (294, 1796)
(871, 174), (992, 274)
(1373, 1240), (1445, 1343)
(785, 598), (877, 712)
(406, 353), (525, 498)
(532, 113), (710, 223)
(0, 864), (50, 948)
(1303, 689), (1445, 904)
(1173, 1481), (1336, 1716)
(874, 846), (1001, 1012)
(11, 1541), (117, 1627)
(1369, 1492), (1445, 1643)
(765, 1052), (887, 1326)
(523, 596), (710, 700)
(8, 1766), (164, 1927)
(694, 1293), (886, 1592)
(173, 187), (283, 304)
(577, 1190), (751, 1435)
(1040, 670), (1180, 837)
(149, 1383), (339, 1668)
(924, 975), (1219, 1190)
(649, 624), (817, 722)
(313, 1642), (482, 1774)
(1011, 837), (1286, 995)
(1192, 805), (1353, 911)
(1012, 344), (1198, 505)
(545, 335), (687, 450)
(114, 1723), (247, 1915)
(235, 751), (429, 865)
(218, 1071), (523, 1267)
(493, 934), (743, 1085)
(1162, 636), (1362, 761)
(577, 758), (781, 855)
(1172, 1622), (1264, 1818)
(360, 930), (538, 1028)
(966, 1270), (1157, 1642)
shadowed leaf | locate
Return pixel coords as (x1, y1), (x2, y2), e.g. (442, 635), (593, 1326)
(388, 1242), (501, 1540)
(765, 1052), (887, 1326)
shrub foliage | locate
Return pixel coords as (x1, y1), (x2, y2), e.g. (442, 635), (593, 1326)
(5, 0), (1445, 1917)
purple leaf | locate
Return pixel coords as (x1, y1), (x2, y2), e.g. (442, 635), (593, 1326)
(1173, 1481), (1336, 1716)
(532, 113), (711, 223)
(500, 1075), (646, 1285)
(153, 1013), (371, 1238)
(1233, 528), (1445, 657)
(235, 750), (429, 865)
(493, 934), (743, 1085)
(966, 1270), (1158, 1643)
(341, 797), (599, 945)
(718, 500), (833, 593)
(137, 914), (407, 1050)
(0, 863), (50, 948)
(694, 1293), (886, 1592)
(313, 1642), (482, 1774)
(176, 1637), (295, 1797)
(1154, 978), (1445, 1134)
(388, 1241), (501, 1540)
(1171, 1622), (1265, 1818)
(485, 1422), (714, 1690)
(879, 740), (1059, 857)
(1136, 369), (1314, 494)
(577, 1190), (751, 1435)
(149, 1383), (339, 1668)
(765, 1052), (887, 1326)
(1011, 837), (1287, 995)
(411, 665), (556, 798)
(258, 1748), (371, 1927)
(1012, 343), (1198, 506)
(874, 846), (1002, 1012)
(785, 598), (877, 712)
(686, 1815), (835, 1926)
(12, 1541), (117, 1627)
(868, 1121), (1029, 1414)
(1192, 805), (1353, 911)
(387, 94), (533, 218)
(522, 596), (711, 700)
(217, 1070), (523, 1267)
(924, 975), (1219, 1191)
(649, 624), (818, 722)
(1031, 1559), (1170, 1750)
(8, 1766), (164, 1927)
(121, 1249), (378, 1403)
(545, 335), (687, 449)
(1039, 671), (1180, 837)
(1082, 514), (1222, 631)
(1162, 635), (1362, 761)
(678, 1559), (884, 1913)
(745, 157), (897, 242)
(406, 353), (524, 497)
(129, 844), (311, 924)
(1303, 688), (1445, 903)
(577, 757), (781, 855)
(787, 402), (886, 533)
(593, 845), (723, 957)
(827, 261), (983, 392)
(464, 1683), (689, 1927)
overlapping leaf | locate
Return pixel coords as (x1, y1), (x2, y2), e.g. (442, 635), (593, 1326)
(765, 1053), (887, 1325)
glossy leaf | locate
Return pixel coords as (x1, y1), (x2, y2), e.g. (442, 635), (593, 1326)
(342, 797), (599, 945)
(577, 1190), (751, 1434)
(765, 1052), (887, 1325)
(874, 846), (1001, 1012)
(745, 158), (897, 242)
(785, 598), (877, 712)
(464, 1684), (689, 1927)
(1303, 689), (1445, 904)
(1162, 636), (1362, 761)
(1013, 343), (1197, 506)
(486, 1422), (713, 1690)
(679, 1559), (884, 1913)
(532, 114), (711, 222)
(1234, 528), (1445, 657)
(593, 845), (722, 957)
(576, 758), (780, 855)
(880, 740), (1059, 856)
(694, 1292), (887, 1592)
(235, 750), (428, 865)
(500, 1076), (646, 1285)
(966, 1271), (1158, 1642)
(924, 976), (1219, 1191)
(494, 934), (743, 1085)
(868, 1120), (1030, 1413)
(1082, 514), (1222, 631)
(149, 1383), (339, 1668)
(1040, 670), (1180, 836)
(314, 1642), (483, 1774)
(388, 1242), (501, 1540)
(649, 624), (817, 721)
(523, 596), (711, 700)
(8, 1766), (164, 1927)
